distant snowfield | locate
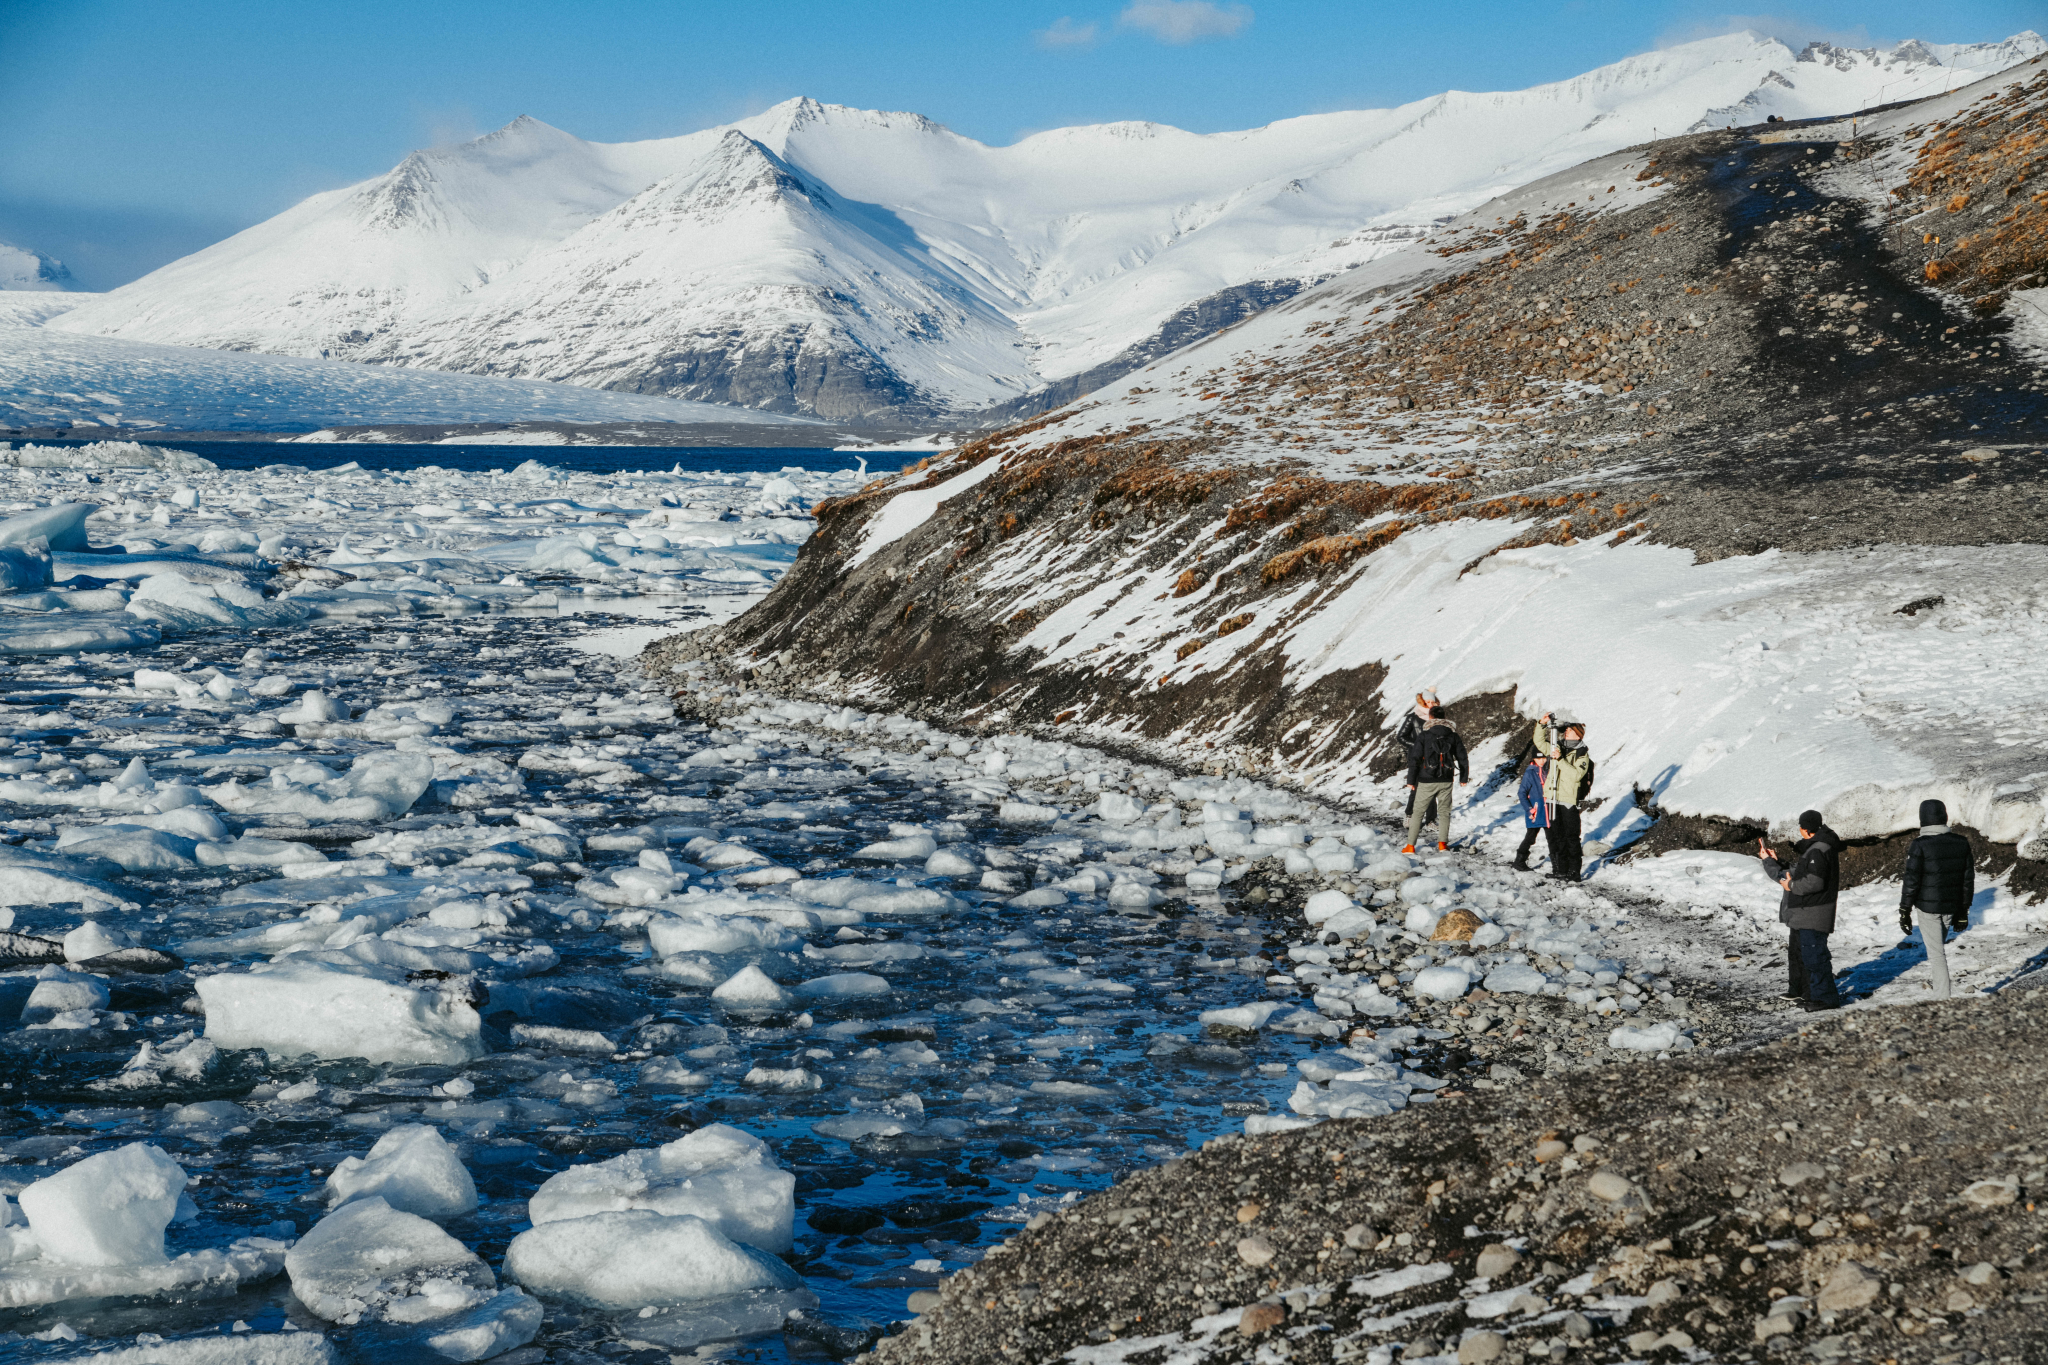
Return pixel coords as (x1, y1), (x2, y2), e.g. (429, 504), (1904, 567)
(0, 294), (818, 434)
(45, 31), (2045, 418)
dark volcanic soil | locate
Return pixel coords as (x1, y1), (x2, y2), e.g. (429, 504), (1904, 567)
(861, 983), (2048, 1365)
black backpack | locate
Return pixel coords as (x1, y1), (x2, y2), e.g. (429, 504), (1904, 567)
(1418, 726), (1459, 781)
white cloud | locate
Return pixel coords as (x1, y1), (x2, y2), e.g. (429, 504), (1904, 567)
(1118, 0), (1252, 45)
(1035, 16), (1101, 50)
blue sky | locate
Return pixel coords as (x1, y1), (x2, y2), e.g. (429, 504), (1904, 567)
(1, 0), (2038, 288)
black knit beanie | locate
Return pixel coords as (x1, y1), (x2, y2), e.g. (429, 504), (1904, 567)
(1798, 809), (1824, 834)
(1919, 798), (1948, 826)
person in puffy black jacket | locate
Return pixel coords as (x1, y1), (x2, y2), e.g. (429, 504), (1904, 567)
(1757, 808), (1843, 1011)
(1395, 689), (1438, 816)
(1898, 797), (1973, 1001)
(1402, 709), (1467, 852)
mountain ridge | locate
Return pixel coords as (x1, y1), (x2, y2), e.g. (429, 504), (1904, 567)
(49, 30), (2046, 423)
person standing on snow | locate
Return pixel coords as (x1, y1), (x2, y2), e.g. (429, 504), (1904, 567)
(1512, 751), (1549, 872)
(1403, 705), (1468, 853)
(1534, 713), (1593, 882)
(1756, 809), (1844, 1011)
(1898, 798), (1973, 1001)
(1395, 689), (1439, 818)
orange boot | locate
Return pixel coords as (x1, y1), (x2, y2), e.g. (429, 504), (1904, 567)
(1400, 844), (1416, 854)
(1437, 842), (1449, 852)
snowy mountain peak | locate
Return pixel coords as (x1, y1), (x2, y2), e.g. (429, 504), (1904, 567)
(0, 241), (77, 292)
(655, 131), (829, 217)
(50, 30), (2048, 421)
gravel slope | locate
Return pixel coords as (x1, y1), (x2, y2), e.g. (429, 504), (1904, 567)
(865, 983), (2048, 1365)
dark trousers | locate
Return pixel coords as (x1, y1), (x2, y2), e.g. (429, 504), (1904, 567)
(1546, 805), (1582, 877)
(1515, 827), (1544, 867)
(1788, 927), (1840, 1004)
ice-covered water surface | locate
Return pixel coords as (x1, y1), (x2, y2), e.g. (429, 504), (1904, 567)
(0, 447), (1705, 1363)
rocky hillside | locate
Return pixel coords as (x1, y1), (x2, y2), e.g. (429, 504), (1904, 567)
(651, 57), (2048, 859)
(860, 983), (2048, 1365)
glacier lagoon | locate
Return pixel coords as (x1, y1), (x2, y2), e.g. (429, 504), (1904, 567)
(0, 446), (1529, 1362)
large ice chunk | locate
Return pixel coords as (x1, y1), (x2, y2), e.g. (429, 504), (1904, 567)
(285, 1196), (493, 1323)
(0, 845), (132, 909)
(52, 825), (200, 872)
(208, 751), (435, 822)
(198, 960), (486, 1066)
(1199, 1000), (1282, 1032)
(1608, 1019), (1694, 1053)
(325, 1125), (478, 1221)
(0, 503), (94, 553)
(1411, 965), (1472, 1001)
(126, 573), (309, 633)
(283, 1196), (540, 1358)
(504, 1210), (802, 1310)
(527, 1123), (795, 1253)
(24, 967), (112, 1017)
(709, 964), (793, 1009)
(647, 911), (800, 957)
(1482, 964), (1550, 995)
(1302, 890), (1358, 925)
(0, 542), (52, 593)
(18, 1143), (186, 1266)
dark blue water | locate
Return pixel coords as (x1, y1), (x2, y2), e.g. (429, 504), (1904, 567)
(29, 439), (875, 477)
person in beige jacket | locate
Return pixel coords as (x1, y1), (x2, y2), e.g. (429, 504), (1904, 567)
(1534, 712), (1592, 881)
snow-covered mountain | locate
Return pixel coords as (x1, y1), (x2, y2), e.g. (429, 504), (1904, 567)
(51, 30), (2044, 422)
(0, 241), (77, 292)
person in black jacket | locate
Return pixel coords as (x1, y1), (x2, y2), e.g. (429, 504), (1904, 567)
(1756, 808), (1843, 1011)
(1898, 798), (1973, 1001)
(1402, 707), (1468, 853)
(1395, 689), (1439, 817)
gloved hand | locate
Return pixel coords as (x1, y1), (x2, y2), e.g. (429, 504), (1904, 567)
(1898, 907), (1913, 935)
(1950, 911), (1969, 935)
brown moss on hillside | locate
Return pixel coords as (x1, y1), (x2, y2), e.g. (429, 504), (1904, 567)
(1896, 61), (2048, 306)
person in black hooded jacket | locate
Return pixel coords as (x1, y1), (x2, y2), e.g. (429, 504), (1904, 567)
(1898, 797), (1973, 1001)
(1756, 808), (1843, 1011)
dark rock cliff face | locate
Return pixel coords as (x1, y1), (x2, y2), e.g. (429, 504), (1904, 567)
(966, 280), (1310, 430)
(615, 315), (954, 425)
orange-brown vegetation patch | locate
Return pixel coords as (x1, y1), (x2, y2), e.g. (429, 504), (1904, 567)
(1261, 522), (1411, 583)
(1902, 65), (2048, 307)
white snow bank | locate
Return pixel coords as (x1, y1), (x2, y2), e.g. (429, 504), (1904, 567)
(846, 457), (1000, 569)
(526, 1124), (795, 1253)
(1277, 528), (2048, 842)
